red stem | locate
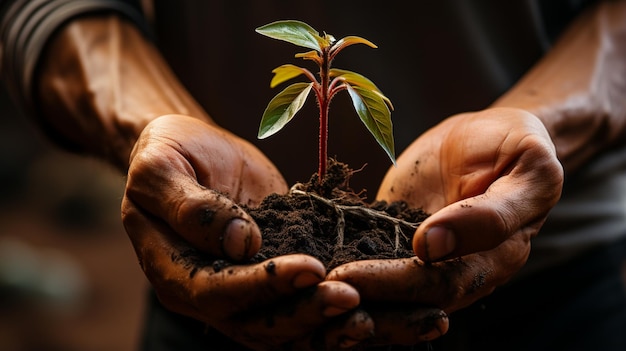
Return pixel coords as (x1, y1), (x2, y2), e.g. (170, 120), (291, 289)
(318, 47), (331, 182)
(319, 96), (329, 181)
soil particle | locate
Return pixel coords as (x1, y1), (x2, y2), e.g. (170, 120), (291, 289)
(469, 270), (489, 294)
(171, 248), (214, 277)
(265, 260), (277, 275)
(212, 259), (228, 273)
(200, 208), (216, 226)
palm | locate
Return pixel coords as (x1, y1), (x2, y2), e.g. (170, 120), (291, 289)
(326, 108), (564, 343)
(377, 108), (563, 259)
(381, 109), (543, 213)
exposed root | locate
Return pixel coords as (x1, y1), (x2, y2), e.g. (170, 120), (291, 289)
(290, 183), (421, 251)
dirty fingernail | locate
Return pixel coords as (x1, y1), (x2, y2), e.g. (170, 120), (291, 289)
(222, 218), (256, 261)
(292, 271), (322, 289)
(424, 226), (455, 261)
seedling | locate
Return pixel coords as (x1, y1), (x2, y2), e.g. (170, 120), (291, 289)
(256, 20), (395, 182)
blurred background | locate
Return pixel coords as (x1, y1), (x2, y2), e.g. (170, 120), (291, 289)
(0, 86), (148, 351)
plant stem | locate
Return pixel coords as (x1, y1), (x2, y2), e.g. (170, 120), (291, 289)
(319, 99), (329, 182)
(318, 47), (331, 182)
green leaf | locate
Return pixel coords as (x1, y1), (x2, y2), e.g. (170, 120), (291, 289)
(258, 82), (314, 139)
(270, 64), (308, 88)
(330, 68), (394, 110)
(346, 85), (396, 164)
(256, 20), (326, 51)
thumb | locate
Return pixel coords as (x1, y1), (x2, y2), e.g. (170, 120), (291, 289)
(414, 138), (563, 262)
(413, 191), (528, 262)
(168, 188), (263, 262)
(125, 182), (262, 262)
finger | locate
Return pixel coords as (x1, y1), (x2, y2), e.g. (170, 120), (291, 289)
(122, 197), (341, 320)
(327, 232), (530, 313)
(126, 141), (261, 261)
(285, 309), (375, 351)
(226, 281), (366, 351)
(317, 309), (375, 350)
(361, 306), (448, 346)
(414, 121), (563, 262)
(130, 175), (261, 261)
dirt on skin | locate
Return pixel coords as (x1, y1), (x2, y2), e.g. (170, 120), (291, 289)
(244, 159), (430, 271)
(192, 159), (452, 351)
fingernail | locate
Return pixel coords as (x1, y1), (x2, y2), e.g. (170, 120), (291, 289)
(323, 305), (352, 317)
(418, 313), (449, 341)
(419, 327), (444, 341)
(339, 337), (360, 348)
(292, 271), (322, 289)
(323, 294), (359, 317)
(424, 226), (455, 261)
(222, 218), (253, 261)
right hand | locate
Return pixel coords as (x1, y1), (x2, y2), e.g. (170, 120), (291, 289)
(121, 115), (372, 350)
(328, 108), (563, 346)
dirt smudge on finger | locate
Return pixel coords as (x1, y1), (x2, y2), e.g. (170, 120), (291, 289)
(212, 259), (227, 273)
(264, 260), (276, 275)
(169, 247), (215, 277)
(199, 208), (216, 226)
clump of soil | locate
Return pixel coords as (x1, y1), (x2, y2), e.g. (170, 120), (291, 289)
(245, 159), (429, 270)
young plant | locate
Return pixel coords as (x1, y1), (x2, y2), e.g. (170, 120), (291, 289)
(256, 20), (395, 181)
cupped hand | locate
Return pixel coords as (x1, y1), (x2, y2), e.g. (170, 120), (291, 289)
(327, 107), (564, 345)
(121, 115), (372, 350)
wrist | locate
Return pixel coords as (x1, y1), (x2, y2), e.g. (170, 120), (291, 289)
(35, 14), (211, 170)
(490, 0), (626, 173)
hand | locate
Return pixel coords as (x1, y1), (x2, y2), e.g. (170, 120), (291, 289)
(121, 115), (372, 350)
(327, 107), (563, 346)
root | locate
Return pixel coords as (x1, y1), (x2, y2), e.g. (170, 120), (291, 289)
(290, 184), (421, 251)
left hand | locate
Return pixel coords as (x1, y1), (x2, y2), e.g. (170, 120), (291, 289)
(121, 115), (372, 350)
(327, 107), (564, 346)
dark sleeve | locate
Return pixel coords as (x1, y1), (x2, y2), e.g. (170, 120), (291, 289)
(0, 0), (149, 117)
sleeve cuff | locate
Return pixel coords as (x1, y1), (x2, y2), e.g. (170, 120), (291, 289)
(0, 0), (149, 117)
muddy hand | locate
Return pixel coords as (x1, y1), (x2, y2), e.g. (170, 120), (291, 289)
(327, 108), (563, 345)
(122, 115), (372, 350)
(123, 115), (285, 260)
(380, 108), (563, 262)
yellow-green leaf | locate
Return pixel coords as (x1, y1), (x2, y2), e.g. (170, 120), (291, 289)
(330, 35), (377, 56)
(330, 68), (394, 110)
(270, 64), (308, 88)
(295, 50), (321, 64)
(258, 82), (314, 139)
(256, 20), (326, 51)
(346, 85), (396, 164)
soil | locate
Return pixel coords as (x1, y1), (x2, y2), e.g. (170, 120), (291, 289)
(241, 158), (430, 271)
(185, 159), (435, 351)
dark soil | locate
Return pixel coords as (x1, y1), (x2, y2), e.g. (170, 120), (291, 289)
(200, 159), (435, 351)
(244, 159), (429, 271)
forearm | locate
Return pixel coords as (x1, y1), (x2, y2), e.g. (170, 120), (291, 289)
(492, 0), (626, 174)
(35, 14), (212, 170)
